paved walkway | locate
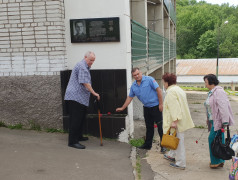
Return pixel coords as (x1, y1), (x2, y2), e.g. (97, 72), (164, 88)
(144, 92), (238, 180)
(1, 91), (237, 180)
(0, 128), (134, 180)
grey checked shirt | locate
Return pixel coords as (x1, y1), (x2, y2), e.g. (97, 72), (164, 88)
(64, 59), (91, 106)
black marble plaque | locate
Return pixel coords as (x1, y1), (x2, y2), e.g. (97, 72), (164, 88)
(70, 17), (120, 43)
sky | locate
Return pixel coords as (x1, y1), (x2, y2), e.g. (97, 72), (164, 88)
(197, 0), (238, 6)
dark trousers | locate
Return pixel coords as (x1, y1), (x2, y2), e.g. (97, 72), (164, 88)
(143, 105), (163, 147)
(67, 100), (87, 145)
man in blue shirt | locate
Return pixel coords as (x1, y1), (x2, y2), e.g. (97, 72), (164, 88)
(65, 51), (100, 149)
(116, 68), (165, 152)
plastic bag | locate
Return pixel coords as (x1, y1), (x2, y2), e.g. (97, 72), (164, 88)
(229, 157), (238, 180)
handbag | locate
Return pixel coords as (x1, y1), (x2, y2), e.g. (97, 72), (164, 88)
(161, 128), (180, 150)
(211, 126), (235, 160)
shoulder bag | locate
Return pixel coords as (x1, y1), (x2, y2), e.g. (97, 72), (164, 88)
(211, 126), (235, 160)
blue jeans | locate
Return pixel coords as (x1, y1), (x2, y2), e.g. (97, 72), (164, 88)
(208, 121), (225, 165)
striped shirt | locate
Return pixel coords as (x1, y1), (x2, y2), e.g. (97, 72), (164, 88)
(64, 59), (91, 106)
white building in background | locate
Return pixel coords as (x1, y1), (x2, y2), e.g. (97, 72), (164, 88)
(0, 0), (176, 142)
(177, 59), (238, 91)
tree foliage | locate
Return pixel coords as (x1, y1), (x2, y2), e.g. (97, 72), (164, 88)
(176, 0), (238, 58)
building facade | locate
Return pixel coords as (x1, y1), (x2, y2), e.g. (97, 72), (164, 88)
(0, 0), (176, 142)
(177, 59), (238, 91)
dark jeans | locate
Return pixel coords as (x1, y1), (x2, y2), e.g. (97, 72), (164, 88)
(67, 100), (88, 145)
(143, 105), (163, 147)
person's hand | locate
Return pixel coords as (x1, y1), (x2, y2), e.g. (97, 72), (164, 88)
(116, 107), (124, 112)
(159, 104), (163, 112)
(170, 121), (177, 128)
(222, 124), (228, 129)
(94, 93), (100, 100)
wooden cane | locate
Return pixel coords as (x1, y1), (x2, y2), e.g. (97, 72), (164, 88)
(98, 109), (103, 146)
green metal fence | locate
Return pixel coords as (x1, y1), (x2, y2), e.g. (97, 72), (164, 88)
(131, 20), (176, 70)
(164, 37), (170, 62)
(164, 0), (176, 24)
(170, 41), (176, 59)
(148, 30), (163, 66)
(131, 21), (147, 62)
(169, 1), (176, 24)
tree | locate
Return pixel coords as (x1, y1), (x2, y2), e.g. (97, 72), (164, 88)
(197, 30), (216, 58)
(219, 23), (238, 57)
(176, 0), (238, 58)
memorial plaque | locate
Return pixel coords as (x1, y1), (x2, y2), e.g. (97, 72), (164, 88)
(70, 17), (120, 43)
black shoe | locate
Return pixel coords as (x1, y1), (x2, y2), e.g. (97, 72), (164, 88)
(68, 143), (86, 149)
(160, 147), (167, 154)
(138, 144), (151, 150)
(78, 137), (89, 141)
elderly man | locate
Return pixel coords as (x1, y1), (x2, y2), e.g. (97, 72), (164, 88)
(116, 68), (165, 152)
(65, 51), (100, 149)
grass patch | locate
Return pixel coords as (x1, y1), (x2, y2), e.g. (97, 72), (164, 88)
(225, 90), (238, 96)
(7, 123), (23, 129)
(0, 121), (7, 127)
(195, 125), (206, 129)
(45, 128), (66, 133)
(129, 138), (145, 147)
(192, 102), (201, 104)
(29, 120), (41, 131)
(0, 121), (67, 134)
(180, 86), (238, 96)
(180, 86), (209, 92)
(136, 156), (141, 180)
(193, 110), (200, 112)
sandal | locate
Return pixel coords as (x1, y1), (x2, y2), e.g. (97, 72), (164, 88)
(210, 163), (224, 169)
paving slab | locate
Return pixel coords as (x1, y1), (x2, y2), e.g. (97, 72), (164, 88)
(144, 91), (238, 180)
(0, 128), (134, 180)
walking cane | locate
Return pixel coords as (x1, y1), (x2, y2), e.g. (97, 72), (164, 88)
(96, 99), (103, 146)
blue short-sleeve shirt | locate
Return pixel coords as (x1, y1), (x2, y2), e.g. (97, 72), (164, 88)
(129, 76), (160, 107)
(64, 59), (91, 106)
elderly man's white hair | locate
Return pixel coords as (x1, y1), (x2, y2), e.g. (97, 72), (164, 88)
(85, 51), (95, 57)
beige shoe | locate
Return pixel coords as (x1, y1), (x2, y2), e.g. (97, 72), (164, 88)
(170, 163), (185, 170)
(209, 163), (224, 169)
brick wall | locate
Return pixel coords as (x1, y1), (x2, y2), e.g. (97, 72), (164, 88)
(0, 0), (66, 129)
(0, 0), (66, 76)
